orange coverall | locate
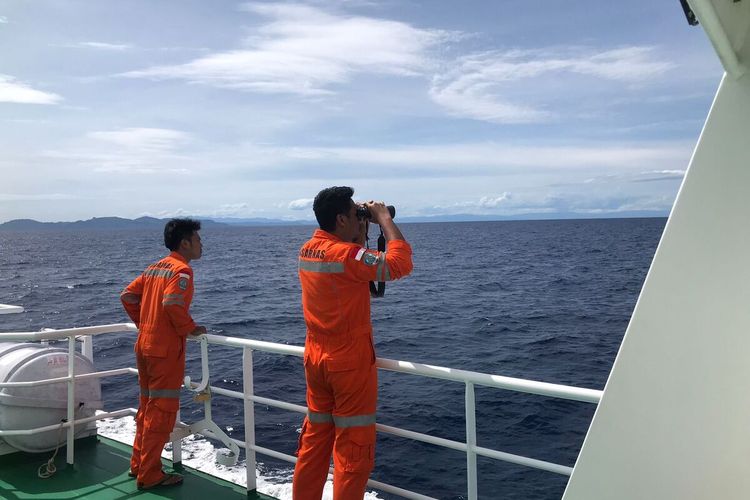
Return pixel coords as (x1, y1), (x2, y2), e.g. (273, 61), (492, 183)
(294, 229), (413, 499)
(121, 252), (197, 488)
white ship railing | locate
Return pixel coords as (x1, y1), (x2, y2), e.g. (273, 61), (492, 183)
(0, 323), (602, 500)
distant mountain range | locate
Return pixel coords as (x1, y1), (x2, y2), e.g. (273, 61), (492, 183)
(0, 216), (225, 231)
(0, 211), (668, 231)
(0, 216), (315, 231)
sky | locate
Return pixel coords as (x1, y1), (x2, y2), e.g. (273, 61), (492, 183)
(0, 0), (724, 223)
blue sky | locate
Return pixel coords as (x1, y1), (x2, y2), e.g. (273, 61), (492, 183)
(0, 0), (723, 222)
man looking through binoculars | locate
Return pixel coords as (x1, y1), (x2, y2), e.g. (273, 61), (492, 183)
(293, 186), (413, 500)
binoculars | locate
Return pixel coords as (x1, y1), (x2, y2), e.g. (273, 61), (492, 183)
(356, 205), (396, 221)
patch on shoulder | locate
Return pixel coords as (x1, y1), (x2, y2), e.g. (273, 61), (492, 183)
(362, 251), (378, 266)
(178, 277), (189, 290)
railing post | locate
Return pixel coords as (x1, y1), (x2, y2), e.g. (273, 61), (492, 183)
(172, 408), (182, 467)
(465, 381), (477, 500)
(243, 347), (257, 492)
(67, 335), (76, 464)
(82, 335), (93, 361)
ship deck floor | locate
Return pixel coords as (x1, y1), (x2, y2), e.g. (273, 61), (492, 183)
(0, 435), (277, 500)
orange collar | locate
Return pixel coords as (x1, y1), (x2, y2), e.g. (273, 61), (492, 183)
(169, 251), (189, 264)
(313, 229), (345, 242)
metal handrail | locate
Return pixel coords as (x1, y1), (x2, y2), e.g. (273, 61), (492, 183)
(0, 324), (602, 499)
(204, 333), (602, 403)
(0, 367), (137, 388)
(0, 408), (136, 437)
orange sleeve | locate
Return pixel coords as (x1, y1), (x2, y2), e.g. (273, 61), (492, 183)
(162, 267), (196, 337)
(346, 240), (413, 282)
(120, 274), (144, 326)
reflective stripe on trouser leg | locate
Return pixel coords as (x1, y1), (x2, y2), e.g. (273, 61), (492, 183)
(307, 410), (333, 424)
(294, 348), (336, 500)
(139, 397), (178, 487)
(331, 361), (378, 500)
(134, 344), (185, 488)
(293, 416), (335, 500)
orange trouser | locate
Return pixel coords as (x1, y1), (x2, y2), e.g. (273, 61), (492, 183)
(131, 345), (184, 487)
(293, 341), (377, 500)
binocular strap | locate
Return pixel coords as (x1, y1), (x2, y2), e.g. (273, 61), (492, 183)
(369, 228), (386, 298)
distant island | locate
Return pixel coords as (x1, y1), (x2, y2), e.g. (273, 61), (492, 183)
(0, 211), (668, 231)
(0, 216), (309, 231)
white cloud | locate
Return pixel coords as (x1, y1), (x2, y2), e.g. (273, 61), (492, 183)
(289, 198), (314, 210)
(70, 42), (134, 51)
(579, 47), (673, 81)
(0, 74), (62, 104)
(430, 47), (674, 123)
(123, 3), (450, 96)
(154, 208), (192, 218)
(46, 127), (193, 174)
(417, 188), (674, 217)
(206, 203), (251, 217)
(632, 169), (685, 183)
(643, 169), (685, 176)
(273, 142), (688, 172)
(0, 16), (8, 23)
(87, 127), (189, 152)
(0, 193), (77, 201)
(573, 169), (685, 186)
(478, 193), (511, 208)
(426, 193), (513, 212)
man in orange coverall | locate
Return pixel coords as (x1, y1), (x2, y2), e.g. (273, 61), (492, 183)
(293, 186), (413, 499)
(120, 218), (206, 490)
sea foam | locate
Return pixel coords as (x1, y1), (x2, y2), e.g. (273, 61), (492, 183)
(96, 414), (381, 499)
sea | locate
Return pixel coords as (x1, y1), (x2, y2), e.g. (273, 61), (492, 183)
(0, 218), (665, 500)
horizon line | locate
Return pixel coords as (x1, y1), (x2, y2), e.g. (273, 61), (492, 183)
(0, 212), (670, 227)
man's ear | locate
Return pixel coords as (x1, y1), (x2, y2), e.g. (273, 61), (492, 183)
(335, 213), (346, 227)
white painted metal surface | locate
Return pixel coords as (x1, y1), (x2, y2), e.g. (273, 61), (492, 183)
(563, 3), (750, 495)
(465, 382), (478, 500)
(688, 0), (749, 77)
(0, 304), (23, 315)
(0, 323), (598, 499)
(242, 347), (257, 491)
(0, 342), (102, 454)
(206, 334), (602, 404)
(66, 336), (75, 464)
(190, 334), (599, 498)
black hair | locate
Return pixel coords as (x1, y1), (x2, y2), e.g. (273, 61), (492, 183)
(313, 186), (354, 232)
(164, 218), (201, 251)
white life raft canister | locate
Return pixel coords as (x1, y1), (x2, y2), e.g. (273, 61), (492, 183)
(0, 342), (102, 453)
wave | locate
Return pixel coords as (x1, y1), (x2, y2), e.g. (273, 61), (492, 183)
(96, 415), (382, 500)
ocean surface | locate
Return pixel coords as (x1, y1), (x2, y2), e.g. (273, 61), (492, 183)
(0, 218), (665, 499)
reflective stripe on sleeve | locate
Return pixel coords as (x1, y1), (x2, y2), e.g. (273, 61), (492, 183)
(307, 410), (334, 424)
(164, 293), (183, 299)
(143, 269), (175, 279)
(299, 260), (345, 273)
(162, 299), (185, 306)
(374, 252), (392, 281)
(333, 413), (376, 428)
